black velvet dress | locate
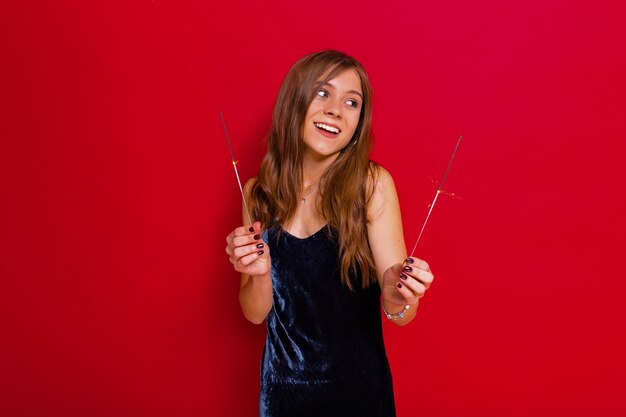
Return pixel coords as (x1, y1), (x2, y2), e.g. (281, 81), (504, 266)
(259, 225), (396, 417)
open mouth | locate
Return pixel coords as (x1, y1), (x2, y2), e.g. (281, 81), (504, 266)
(314, 122), (341, 135)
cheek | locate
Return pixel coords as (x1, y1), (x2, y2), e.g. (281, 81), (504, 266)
(346, 114), (361, 136)
(305, 102), (322, 118)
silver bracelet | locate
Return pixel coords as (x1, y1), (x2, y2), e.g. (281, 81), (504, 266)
(382, 303), (411, 320)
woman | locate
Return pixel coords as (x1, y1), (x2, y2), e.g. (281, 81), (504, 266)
(225, 50), (434, 417)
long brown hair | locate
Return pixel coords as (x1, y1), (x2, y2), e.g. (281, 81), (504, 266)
(251, 50), (379, 289)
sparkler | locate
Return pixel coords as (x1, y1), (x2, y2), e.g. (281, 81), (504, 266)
(409, 135), (463, 257)
(219, 112), (253, 226)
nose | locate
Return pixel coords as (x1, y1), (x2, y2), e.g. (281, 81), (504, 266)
(323, 98), (342, 118)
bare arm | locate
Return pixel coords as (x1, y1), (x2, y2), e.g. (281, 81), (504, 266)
(366, 166), (434, 326)
(225, 178), (273, 324)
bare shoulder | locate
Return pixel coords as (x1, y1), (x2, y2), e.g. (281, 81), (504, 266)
(366, 162), (395, 190)
(241, 177), (258, 224)
(366, 162), (399, 222)
(243, 177), (257, 196)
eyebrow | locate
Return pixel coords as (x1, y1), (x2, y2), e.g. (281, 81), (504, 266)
(323, 81), (363, 99)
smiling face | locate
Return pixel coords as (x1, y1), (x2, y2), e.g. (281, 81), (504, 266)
(302, 68), (363, 162)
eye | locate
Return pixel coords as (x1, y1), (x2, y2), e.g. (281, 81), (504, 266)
(346, 99), (359, 108)
(316, 89), (329, 98)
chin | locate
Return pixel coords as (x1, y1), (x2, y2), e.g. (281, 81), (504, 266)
(304, 139), (350, 159)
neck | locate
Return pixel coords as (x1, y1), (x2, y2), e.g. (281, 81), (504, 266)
(301, 152), (338, 186)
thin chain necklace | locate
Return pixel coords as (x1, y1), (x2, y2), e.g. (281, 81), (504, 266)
(300, 180), (320, 204)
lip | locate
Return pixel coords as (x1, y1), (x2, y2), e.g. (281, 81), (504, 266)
(313, 121), (342, 138)
(314, 121), (341, 131)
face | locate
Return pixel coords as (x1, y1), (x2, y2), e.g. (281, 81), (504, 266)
(302, 68), (363, 162)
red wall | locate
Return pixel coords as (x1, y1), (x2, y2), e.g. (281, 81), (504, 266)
(2, 1), (625, 416)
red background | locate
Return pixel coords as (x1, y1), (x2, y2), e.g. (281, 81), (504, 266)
(2, 1), (625, 416)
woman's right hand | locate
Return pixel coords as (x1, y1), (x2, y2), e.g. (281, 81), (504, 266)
(225, 221), (271, 277)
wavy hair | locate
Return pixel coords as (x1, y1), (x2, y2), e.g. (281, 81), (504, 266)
(250, 50), (379, 289)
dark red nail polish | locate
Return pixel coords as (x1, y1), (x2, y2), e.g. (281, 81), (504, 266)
(403, 266), (412, 272)
(257, 250), (264, 256)
(256, 243), (264, 249)
(396, 282), (403, 288)
(405, 257), (414, 264)
(254, 234), (261, 240)
(249, 227), (254, 232)
(400, 273), (408, 280)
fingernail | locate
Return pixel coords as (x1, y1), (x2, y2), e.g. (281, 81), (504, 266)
(256, 243), (264, 249)
(257, 250), (264, 256)
(248, 227), (254, 232)
(396, 282), (403, 288)
(405, 257), (414, 264)
(254, 234), (261, 240)
(400, 273), (408, 280)
(403, 266), (412, 272)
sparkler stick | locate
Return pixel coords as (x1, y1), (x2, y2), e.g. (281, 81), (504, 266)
(219, 112), (253, 226)
(409, 135), (463, 257)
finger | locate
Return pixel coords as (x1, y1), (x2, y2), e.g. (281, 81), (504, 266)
(404, 257), (431, 273)
(398, 274), (427, 299)
(401, 264), (434, 288)
(241, 221), (263, 235)
(226, 225), (252, 245)
(250, 221), (262, 233)
(232, 232), (263, 249)
(237, 247), (267, 267)
(233, 224), (256, 238)
(395, 281), (420, 305)
(232, 240), (266, 261)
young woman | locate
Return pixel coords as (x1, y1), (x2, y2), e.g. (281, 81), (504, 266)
(225, 50), (434, 417)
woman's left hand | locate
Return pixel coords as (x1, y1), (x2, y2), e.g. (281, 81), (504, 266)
(382, 257), (434, 307)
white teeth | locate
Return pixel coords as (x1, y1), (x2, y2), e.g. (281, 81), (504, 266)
(314, 122), (339, 134)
